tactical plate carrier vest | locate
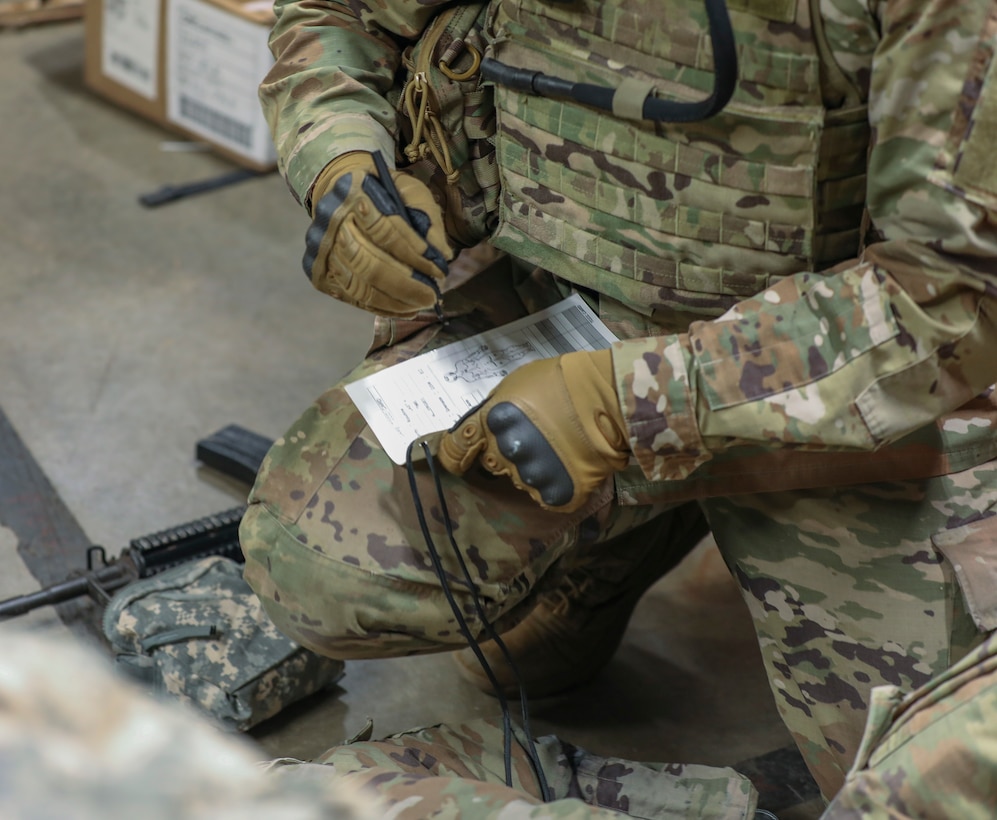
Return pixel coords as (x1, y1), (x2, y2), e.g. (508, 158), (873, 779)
(483, 0), (870, 321)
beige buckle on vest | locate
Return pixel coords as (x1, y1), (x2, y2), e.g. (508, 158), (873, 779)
(611, 77), (658, 121)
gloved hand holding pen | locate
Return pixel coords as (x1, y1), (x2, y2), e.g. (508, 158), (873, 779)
(303, 150), (454, 318)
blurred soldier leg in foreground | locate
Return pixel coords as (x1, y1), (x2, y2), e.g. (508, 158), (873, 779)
(0, 629), (379, 820)
(5, 625), (997, 818)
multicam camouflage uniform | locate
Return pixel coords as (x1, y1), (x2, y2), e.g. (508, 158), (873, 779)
(243, 0), (997, 814)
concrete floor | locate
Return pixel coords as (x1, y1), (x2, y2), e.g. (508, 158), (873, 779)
(0, 19), (822, 818)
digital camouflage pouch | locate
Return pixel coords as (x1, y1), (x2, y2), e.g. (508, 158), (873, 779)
(102, 555), (344, 732)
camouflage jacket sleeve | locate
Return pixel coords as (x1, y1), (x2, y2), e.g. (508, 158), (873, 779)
(259, 0), (459, 209)
(615, 1), (997, 483)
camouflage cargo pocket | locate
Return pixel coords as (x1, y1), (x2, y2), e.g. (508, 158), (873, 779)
(825, 632), (997, 819)
(102, 556), (344, 732)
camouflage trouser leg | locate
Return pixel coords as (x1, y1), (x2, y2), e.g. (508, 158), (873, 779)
(308, 717), (758, 819)
(702, 462), (997, 801)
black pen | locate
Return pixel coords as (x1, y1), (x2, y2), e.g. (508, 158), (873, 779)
(371, 150), (446, 324)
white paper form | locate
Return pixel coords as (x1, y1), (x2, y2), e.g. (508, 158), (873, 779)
(346, 295), (619, 465)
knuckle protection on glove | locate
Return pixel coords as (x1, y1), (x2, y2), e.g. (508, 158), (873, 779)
(357, 193), (448, 284)
(486, 402), (574, 508)
(421, 243), (450, 275)
(395, 175), (454, 259)
(302, 223), (326, 280)
(303, 172), (356, 283)
(314, 172), (354, 223)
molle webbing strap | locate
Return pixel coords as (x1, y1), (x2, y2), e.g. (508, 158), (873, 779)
(726, 0), (797, 22)
(499, 136), (817, 256)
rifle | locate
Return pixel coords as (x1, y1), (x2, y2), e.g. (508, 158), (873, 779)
(0, 424), (273, 620)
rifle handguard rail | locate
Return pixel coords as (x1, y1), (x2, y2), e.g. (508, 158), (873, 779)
(0, 506), (247, 620)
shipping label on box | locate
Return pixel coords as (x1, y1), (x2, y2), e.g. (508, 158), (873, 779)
(101, 0), (161, 100)
(166, 0), (277, 166)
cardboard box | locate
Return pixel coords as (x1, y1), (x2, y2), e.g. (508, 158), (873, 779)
(84, 0), (278, 170)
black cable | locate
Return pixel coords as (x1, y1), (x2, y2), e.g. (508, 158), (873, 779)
(405, 441), (553, 802)
(405, 441), (515, 786)
(481, 0), (738, 123)
(421, 441), (553, 802)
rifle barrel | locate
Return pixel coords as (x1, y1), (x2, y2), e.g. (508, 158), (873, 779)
(0, 564), (131, 619)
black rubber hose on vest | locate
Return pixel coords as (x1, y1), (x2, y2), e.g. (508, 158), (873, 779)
(482, 0), (738, 123)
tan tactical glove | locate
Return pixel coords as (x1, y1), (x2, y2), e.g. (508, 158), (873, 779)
(437, 349), (630, 513)
(304, 151), (454, 317)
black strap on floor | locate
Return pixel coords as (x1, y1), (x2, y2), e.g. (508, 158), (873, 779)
(0, 406), (97, 636)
